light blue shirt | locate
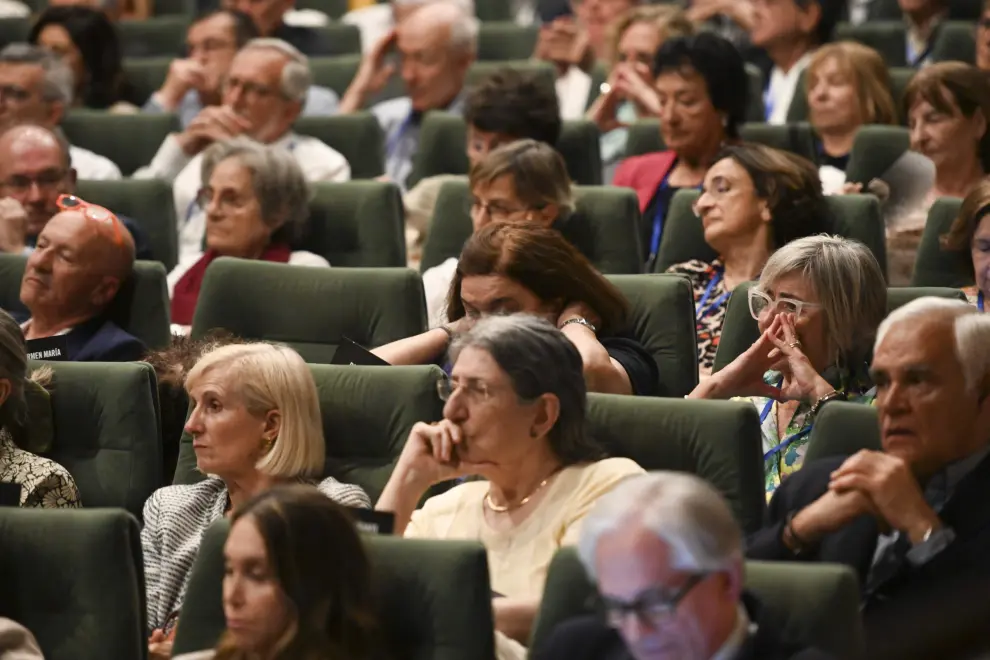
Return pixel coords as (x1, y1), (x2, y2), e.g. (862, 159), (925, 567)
(142, 85), (341, 128)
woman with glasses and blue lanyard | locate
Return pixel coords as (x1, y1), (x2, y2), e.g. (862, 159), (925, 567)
(944, 179), (990, 312)
(666, 143), (831, 377)
(689, 236), (887, 500)
(612, 32), (748, 270)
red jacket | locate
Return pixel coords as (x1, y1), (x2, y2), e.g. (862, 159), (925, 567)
(612, 151), (679, 214)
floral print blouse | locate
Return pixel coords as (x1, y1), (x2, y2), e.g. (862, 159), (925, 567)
(0, 428), (80, 508)
(666, 258), (731, 375)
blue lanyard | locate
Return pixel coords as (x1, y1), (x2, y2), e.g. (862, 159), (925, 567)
(906, 39), (932, 67)
(763, 84), (775, 122)
(759, 378), (813, 461)
(696, 267), (730, 321)
(648, 176), (670, 262)
(979, 291), (985, 312)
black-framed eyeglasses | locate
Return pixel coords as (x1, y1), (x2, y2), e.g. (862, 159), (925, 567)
(601, 573), (710, 629)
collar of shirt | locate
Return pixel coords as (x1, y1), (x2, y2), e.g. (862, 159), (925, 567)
(767, 51), (814, 124)
(270, 130), (300, 152)
(710, 603), (754, 660)
(906, 11), (946, 58)
(927, 442), (990, 509)
(20, 319), (72, 337)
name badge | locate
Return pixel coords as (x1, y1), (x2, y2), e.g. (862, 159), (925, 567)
(26, 335), (68, 361)
(346, 507), (395, 535)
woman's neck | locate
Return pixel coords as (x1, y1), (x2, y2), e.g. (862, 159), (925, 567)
(226, 472), (277, 513)
(934, 156), (984, 198)
(486, 442), (563, 507)
(672, 138), (725, 185)
(719, 234), (772, 289)
(768, 39), (813, 73)
(819, 129), (856, 158)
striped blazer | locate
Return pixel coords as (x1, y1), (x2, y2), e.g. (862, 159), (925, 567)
(141, 476), (370, 631)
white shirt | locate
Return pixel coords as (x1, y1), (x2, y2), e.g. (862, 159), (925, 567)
(133, 131), (351, 263)
(556, 65), (593, 121)
(423, 256), (458, 329)
(70, 144), (122, 180)
(765, 52), (813, 126)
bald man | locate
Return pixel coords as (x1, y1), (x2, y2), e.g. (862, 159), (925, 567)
(340, 1), (477, 190)
(0, 123), (151, 258)
(18, 208), (146, 361)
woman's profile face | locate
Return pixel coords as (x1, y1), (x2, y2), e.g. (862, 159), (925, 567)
(185, 367), (272, 479)
(469, 174), (557, 232)
(616, 21), (660, 70)
(200, 158), (275, 259)
(971, 212), (990, 296)
(807, 56), (864, 135)
(756, 272), (829, 366)
(654, 69), (722, 157)
(908, 91), (985, 170)
(223, 515), (293, 655)
(693, 157), (766, 251)
(37, 25), (84, 93)
(459, 274), (559, 322)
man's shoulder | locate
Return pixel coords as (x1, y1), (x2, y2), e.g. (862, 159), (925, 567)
(72, 318), (146, 361)
(68, 144), (122, 180)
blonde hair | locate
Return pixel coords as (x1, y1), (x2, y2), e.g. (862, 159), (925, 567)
(606, 5), (694, 68)
(186, 343), (324, 479)
(468, 139), (575, 215)
(806, 41), (897, 126)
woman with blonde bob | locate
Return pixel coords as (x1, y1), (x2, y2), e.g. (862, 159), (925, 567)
(689, 236), (887, 500)
(805, 42), (897, 193)
(422, 139), (575, 327)
(141, 343), (370, 658)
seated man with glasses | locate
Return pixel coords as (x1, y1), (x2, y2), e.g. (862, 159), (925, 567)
(536, 471), (832, 660)
(0, 123), (151, 258)
(687, 235), (887, 501)
(15, 194), (146, 362)
(134, 37), (350, 264)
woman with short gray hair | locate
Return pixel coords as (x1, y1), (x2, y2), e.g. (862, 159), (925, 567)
(376, 314), (644, 657)
(689, 235), (887, 500)
(166, 137), (327, 334)
(0, 309), (79, 508)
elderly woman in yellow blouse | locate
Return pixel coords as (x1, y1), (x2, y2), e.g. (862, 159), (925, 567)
(688, 236), (887, 501)
(167, 138), (329, 334)
(944, 179), (990, 310)
(376, 314), (643, 657)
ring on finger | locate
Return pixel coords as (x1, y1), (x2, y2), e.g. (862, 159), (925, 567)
(788, 341), (802, 349)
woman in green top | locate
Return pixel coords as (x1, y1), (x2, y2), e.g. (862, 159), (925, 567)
(689, 235), (888, 499)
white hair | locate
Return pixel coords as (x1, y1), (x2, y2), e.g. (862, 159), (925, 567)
(405, 1), (478, 55)
(0, 44), (74, 105)
(875, 297), (990, 392)
(577, 472), (742, 580)
(241, 38), (311, 103)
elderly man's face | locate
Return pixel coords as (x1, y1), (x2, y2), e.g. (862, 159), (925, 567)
(0, 132), (72, 238)
(397, 13), (472, 112)
(21, 211), (120, 320)
(221, 48), (301, 143)
(0, 63), (58, 126)
(871, 314), (990, 476)
(594, 524), (738, 660)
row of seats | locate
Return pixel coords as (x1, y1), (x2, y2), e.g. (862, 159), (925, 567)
(0, 505), (868, 660)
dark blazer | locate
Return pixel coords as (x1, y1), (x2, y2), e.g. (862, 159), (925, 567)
(18, 312), (146, 362)
(747, 454), (990, 659)
(534, 593), (834, 660)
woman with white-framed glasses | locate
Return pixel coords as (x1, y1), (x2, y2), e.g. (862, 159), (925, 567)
(688, 235), (887, 499)
(376, 314), (644, 659)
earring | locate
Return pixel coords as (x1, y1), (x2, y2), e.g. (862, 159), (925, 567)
(264, 436), (276, 453)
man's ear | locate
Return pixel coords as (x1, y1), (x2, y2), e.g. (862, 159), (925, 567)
(47, 100), (65, 127)
(797, 1), (822, 37)
(91, 276), (122, 309)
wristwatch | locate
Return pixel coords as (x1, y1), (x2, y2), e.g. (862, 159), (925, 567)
(559, 317), (597, 334)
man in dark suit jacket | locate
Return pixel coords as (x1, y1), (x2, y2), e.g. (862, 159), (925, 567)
(17, 204), (145, 362)
(747, 297), (990, 659)
(536, 472), (832, 660)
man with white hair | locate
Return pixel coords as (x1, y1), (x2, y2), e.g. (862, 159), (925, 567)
(339, 1), (476, 192)
(747, 297), (990, 656)
(537, 471), (828, 659)
(134, 38), (350, 263)
(0, 44), (120, 180)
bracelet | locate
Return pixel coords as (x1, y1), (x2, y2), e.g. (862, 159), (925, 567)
(784, 511), (813, 556)
(559, 317), (597, 334)
(809, 390), (845, 416)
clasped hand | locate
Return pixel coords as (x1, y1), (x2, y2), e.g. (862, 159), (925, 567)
(395, 420), (481, 491)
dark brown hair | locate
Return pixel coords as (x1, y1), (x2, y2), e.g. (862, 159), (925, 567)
(445, 223), (630, 335)
(903, 62), (990, 171)
(214, 484), (381, 660)
(942, 178), (990, 281)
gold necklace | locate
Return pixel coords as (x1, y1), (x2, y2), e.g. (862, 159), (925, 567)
(484, 468), (560, 513)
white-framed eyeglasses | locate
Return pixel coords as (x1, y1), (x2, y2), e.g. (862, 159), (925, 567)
(748, 287), (822, 320)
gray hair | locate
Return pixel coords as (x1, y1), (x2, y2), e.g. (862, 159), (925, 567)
(408, 1), (479, 56)
(200, 137), (311, 244)
(449, 314), (603, 464)
(876, 297), (990, 392)
(0, 309), (28, 445)
(241, 38), (311, 103)
(577, 472), (743, 580)
(759, 235), (887, 366)
(0, 43), (74, 105)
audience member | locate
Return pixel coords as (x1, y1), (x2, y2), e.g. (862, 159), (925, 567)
(900, 0), (948, 67)
(587, 5), (694, 183)
(806, 41), (897, 193)
(220, 0), (338, 55)
(142, 342), (370, 649)
(339, 1), (476, 191)
(172, 485), (382, 660)
(749, 0), (839, 125)
(0, 44), (121, 180)
(690, 236), (887, 500)
(685, 0), (753, 48)
(0, 309), (79, 508)
(344, 0), (475, 53)
(0, 123), (151, 258)
(746, 297), (990, 657)
(168, 138), (328, 333)
(536, 472), (832, 660)
(17, 197), (146, 362)
(142, 10), (342, 127)
(613, 33), (748, 268)
(421, 141), (573, 325)
(666, 144), (831, 376)
(376, 222), (659, 396)
(404, 68), (561, 263)
(47, 0), (146, 21)
(376, 314), (645, 654)
(134, 38), (350, 263)
(945, 179), (990, 309)
(28, 6), (137, 113)
(890, 61), (990, 284)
